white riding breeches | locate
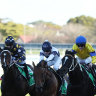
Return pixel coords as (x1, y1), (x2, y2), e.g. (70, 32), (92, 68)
(77, 56), (92, 64)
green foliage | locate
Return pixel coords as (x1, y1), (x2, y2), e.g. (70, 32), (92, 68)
(67, 15), (96, 27)
(0, 16), (96, 43)
(0, 21), (24, 41)
(31, 20), (61, 29)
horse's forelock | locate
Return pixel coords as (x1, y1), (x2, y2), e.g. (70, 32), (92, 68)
(65, 50), (74, 57)
(37, 60), (48, 68)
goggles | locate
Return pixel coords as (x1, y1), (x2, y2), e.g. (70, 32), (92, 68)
(77, 44), (85, 47)
(44, 50), (50, 52)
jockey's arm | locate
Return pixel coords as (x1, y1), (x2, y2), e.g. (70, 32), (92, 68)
(46, 54), (54, 62)
(40, 52), (44, 61)
(46, 54), (55, 66)
(16, 47), (26, 64)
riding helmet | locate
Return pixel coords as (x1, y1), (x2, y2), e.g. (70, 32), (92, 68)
(5, 36), (15, 46)
(76, 36), (86, 45)
(42, 40), (52, 52)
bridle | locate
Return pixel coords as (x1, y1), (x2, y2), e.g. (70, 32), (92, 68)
(64, 54), (78, 72)
(1, 50), (15, 68)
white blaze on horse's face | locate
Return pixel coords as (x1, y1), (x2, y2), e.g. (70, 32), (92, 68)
(3, 53), (7, 67)
(4, 53), (7, 63)
(63, 56), (68, 65)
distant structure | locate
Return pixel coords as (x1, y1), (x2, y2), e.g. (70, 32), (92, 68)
(16, 35), (37, 43)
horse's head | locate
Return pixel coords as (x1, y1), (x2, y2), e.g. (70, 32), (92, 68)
(62, 50), (77, 72)
(33, 61), (49, 93)
(1, 50), (12, 69)
(37, 60), (48, 68)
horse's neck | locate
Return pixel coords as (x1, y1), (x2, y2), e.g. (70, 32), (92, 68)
(4, 66), (18, 81)
(45, 69), (53, 80)
(69, 64), (84, 84)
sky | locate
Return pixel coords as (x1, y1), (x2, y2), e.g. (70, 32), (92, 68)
(0, 0), (96, 25)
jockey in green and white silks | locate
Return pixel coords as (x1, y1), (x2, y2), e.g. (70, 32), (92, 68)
(40, 40), (62, 71)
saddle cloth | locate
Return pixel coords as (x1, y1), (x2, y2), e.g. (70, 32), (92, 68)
(16, 65), (35, 86)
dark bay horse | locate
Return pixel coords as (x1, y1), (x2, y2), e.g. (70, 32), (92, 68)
(33, 60), (60, 96)
(0, 50), (35, 96)
(58, 50), (95, 96)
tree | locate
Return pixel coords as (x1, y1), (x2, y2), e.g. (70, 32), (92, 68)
(67, 15), (96, 27)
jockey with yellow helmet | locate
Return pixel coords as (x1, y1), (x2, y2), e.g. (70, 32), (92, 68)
(72, 35), (96, 78)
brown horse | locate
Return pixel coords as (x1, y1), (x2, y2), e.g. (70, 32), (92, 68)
(0, 50), (35, 96)
(33, 60), (60, 96)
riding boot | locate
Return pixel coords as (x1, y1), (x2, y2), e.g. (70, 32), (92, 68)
(24, 64), (30, 81)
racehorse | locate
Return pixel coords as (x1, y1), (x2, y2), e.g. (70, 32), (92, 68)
(0, 50), (35, 96)
(32, 60), (60, 96)
(59, 50), (95, 96)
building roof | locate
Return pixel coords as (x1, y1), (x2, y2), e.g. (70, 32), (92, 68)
(19, 35), (36, 43)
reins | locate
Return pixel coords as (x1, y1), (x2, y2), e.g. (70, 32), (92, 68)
(65, 54), (78, 72)
(1, 50), (17, 68)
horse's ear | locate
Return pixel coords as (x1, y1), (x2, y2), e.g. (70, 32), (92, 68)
(0, 47), (3, 52)
(32, 61), (35, 67)
(65, 49), (68, 54)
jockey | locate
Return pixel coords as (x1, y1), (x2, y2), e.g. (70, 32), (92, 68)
(72, 35), (96, 78)
(39, 40), (62, 71)
(3, 36), (29, 80)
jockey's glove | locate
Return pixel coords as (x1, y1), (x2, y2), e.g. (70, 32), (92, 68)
(12, 60), (17, 64)
(12, 57), (16, 61)
(86, 63), (92, 69)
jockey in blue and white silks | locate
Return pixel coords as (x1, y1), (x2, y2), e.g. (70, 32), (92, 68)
(72, 35), (96, 80)
(40, 40), (62, 71)
(72, 35), (96, 65)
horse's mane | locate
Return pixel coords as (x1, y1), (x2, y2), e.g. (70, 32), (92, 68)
(65, 50), (75, 57)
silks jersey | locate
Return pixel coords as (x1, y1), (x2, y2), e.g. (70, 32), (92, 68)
(4, 43), (26, 63)
(72, 43), (96, 64)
